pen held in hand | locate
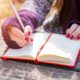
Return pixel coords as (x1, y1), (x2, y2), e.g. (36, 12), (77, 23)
(25, 32), (33, 43)
(9, 0), (33, 43)
(9, 0), (25, 31)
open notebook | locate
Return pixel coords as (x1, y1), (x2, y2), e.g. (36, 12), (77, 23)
(0, 33), (80, 68)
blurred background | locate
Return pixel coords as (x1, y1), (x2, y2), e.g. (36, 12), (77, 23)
(0, 0), (24, 26)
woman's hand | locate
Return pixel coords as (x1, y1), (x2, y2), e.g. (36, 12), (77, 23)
(7, 25), (32, 47)
(66, 23), (80, 40)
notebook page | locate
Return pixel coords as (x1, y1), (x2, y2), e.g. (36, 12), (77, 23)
(3, 44), (35, 59)
(38, 34), (80, 61)
(30, 33), (50, 58)
(3, 33), (50, 59)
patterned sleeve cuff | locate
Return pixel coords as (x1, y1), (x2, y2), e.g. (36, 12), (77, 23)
(67, 21), (80, 28)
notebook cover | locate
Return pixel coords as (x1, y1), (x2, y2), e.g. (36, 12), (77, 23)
(1, 49), (80, 68)
(1, 33), (80, 70)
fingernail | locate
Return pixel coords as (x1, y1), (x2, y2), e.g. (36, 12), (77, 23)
(25, 37), (29, 42)
(77, 36), (80, 40)
(70, 35), (74, 39)
(27, 31), (31, 36)
(66, 33), (70, 38)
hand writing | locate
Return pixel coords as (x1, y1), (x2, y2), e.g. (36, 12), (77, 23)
(7, 25), (33, 47)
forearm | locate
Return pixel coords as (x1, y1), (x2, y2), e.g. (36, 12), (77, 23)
(19, 0), (51, 25)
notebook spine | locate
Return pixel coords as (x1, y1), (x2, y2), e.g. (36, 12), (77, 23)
(34, 33), (52, 64)
(34, 59), (39, 64)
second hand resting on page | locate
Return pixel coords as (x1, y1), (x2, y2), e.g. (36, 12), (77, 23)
(66, 23), (80, 40)
(7, 25), (32, 47)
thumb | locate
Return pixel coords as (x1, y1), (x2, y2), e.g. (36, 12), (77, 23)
(24, 25), (32, 35)
(24, 25), (33, 43)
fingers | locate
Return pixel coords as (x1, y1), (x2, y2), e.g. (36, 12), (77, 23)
(24, 25), (33, 43)
(8, 31), (25, 43)
(16, 40), (28, 47)
(77, 34), (80, 40)
(24, 25), (32, 35)
(9, 26), (25, 39)
(8, 30), (27, 47)
(7, 25), (33, 47)
(66, 24), (78, 34)
(66, 24), (80, 40)
(70, 26), (80, 39)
